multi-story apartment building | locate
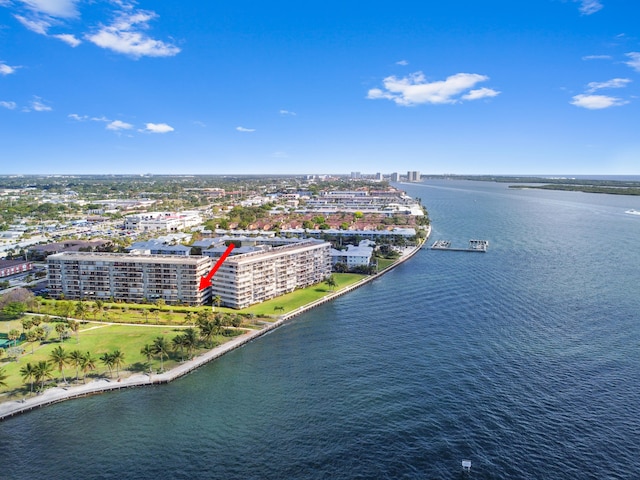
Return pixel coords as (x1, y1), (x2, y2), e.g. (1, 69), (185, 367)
(210, 240), (331, 309)
(47, 252), (212, 305)
(123, 211), (203, 232)
(407, 171), (421, 182)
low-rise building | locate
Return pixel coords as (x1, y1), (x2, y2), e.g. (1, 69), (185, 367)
(0, 259), (33, 278)
(123, 211), (202, 232)
(127, 240), (192, 256)
(47, 252), (212, 305)
(330, 244), (373, 268)
(28, 240), (112, 260)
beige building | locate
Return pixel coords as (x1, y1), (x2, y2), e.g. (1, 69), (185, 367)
(47, 252), (212, 306)
(210, 240), (331, 309)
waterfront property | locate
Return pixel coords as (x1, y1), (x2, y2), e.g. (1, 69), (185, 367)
(210, 239), (332, 309)
(46, 252), (213, 305)
(330, 243), (374, 268)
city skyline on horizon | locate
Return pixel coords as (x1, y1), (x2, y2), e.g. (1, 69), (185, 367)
(1, 1), (640, 175)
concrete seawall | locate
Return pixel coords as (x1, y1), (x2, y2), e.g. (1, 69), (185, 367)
(0, 230), (428, 421)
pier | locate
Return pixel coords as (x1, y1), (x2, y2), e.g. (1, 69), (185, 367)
(431, 239), (488, 253)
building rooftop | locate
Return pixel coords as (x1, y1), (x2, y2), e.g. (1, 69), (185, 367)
(47, 251), (210, 265)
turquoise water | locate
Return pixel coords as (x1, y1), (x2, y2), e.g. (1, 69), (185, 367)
(2, 180), (640, 479)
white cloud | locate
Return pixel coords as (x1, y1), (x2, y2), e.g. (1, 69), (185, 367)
(0, 62), (19, 75)
(53, 33), (81, 47)
(107, 120), (133, 130)
(31, 98), (52, 111)
(20, 0), (79, 18)
(396, 60), (408, 66)
(582, 54), (611, 61)
(625, 52), (640, 72)
(570, 94), (627, 109)
(0, 101), (17, 110)
(576, 0), (603, 15)
(14, 14), (50, 35)
(279, 109), (296, 116)
(461, 87), (501, 101)
(144, 122), (174, 133)
(367, 71), (498, 106)
(586, 78), (631, 92)
(68, 113), (88, 121)
(236, 126), (255, 132)
(86, 10), (181, 58)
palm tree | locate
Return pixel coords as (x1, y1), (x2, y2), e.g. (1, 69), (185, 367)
(325, 275), (337, 292)
(33, 326), (46, 345)
(7, 329), (20, 347)
(49, 345), (69, 384)
(34, 360), (53, 391)
(68, 350), (83, 382)
(91, 300), (103, 320)
(140, 308), (150, 323)
(111, 349), (125, 378)
(172, 334), (187, 362)
(67, 320), (80, 343)
(183, 328), (198, 359)
(74, 300), (88, 320)
(196, 310), (212, 328)
(21, 317), (33, 332)
(100, 352), (115, 378)
(0, 367), (8, 388)
(20, 362), (37, 394)
(80, 352), (96, 383)
(199, 319), (216, 347)
(25, 329), (39, 354)
(152, 336), (169, 372)
(55, 323), (68, 342)
(212, 295), (221, 311)
(140, 344), (154, 376)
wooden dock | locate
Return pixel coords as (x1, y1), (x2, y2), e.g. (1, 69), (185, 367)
(431, 239), (488, 252)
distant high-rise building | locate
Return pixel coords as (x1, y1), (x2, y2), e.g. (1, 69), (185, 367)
(390, 172), (400, 182)
(407, 171), (421, 182)
(375, 172), (383, 181)
(351, 172), (362, 179)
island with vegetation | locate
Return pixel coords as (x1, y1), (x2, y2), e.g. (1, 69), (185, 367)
(421, 174), (640, 196)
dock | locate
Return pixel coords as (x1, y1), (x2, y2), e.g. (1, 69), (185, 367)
(431, 239), (488, 252)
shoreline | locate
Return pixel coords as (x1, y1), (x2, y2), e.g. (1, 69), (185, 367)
(0, 229), (429, 421)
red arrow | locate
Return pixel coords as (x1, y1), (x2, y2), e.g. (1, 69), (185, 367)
(199, 243), (235, 291)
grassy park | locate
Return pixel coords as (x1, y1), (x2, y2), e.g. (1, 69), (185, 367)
(0, 272), (367, 400)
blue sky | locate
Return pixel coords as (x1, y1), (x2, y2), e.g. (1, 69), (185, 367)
(1, 0), (639, 175)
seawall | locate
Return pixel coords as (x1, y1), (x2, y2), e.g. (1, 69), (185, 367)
(0, 228), (429, 421)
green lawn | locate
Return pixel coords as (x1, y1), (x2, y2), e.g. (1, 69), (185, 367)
(36, 273), (367, 321)
(0, 321), (240, 400)
(374, 256), (397, 271)
(230, 273), (365, 316)
(0, 272), (369, 400)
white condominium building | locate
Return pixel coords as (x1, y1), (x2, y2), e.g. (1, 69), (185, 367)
(210, 240), (331, 309)
(47, 252), (212, 306)
(123, 211), (203, 232)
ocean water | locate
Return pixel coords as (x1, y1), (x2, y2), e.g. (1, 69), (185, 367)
(2, 179), (640, 479)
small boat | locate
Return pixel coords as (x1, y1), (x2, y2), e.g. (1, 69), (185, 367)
(625, 209), (640, 216)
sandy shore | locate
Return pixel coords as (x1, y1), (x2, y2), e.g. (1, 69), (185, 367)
(0, 231), (428, 421)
